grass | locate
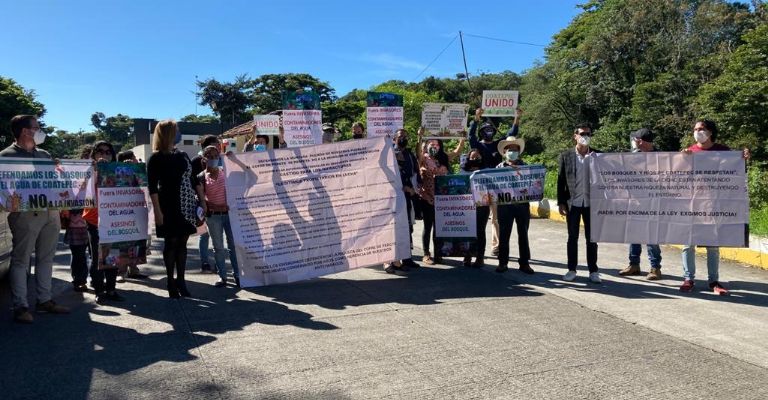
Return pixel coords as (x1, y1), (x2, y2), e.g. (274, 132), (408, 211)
(751, 206), (768, 237)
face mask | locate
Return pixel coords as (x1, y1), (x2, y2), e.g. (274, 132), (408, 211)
(427, 147), (438, 157)
(694, 130), (710, 144)
(174, 130), (182, 145)
(33, 129), (46, 145)
(482, 129), (495, 141)
(397, 138), (408, 148)
(353, 134), (364, 139)
(464, 159), (482, 170)
(505, 151), (519, 162)
(577, 135), (591, 146)
(254, 144), (266, 152)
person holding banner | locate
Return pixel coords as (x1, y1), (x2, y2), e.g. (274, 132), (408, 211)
(495, 137), (534, 274)
(417, 129), (465, 265)
(619, 128), (664, 281)
(191, 135), (218, 274)
(83, 141), (125, 303)
(245, 128), (287, 152)
(148, 120), (204, 298)
(385, 129), (421, 274)
(1, 115), (70, 322)
(351, 122), (366, 139)
(468, 108), (522, 257)
(558, 124), (602, 283)
(678, 120), (751, 295)
(321, 123), (337, 144)
(198, 145), (241, 287)
(461, 149), (485, 267)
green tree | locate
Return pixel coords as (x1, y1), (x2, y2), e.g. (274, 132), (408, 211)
(697, 22), (768, 160)
(0, 77), (46, 146)
(91, 112), (134, 148)
(180, 114), (220, 124)
(196, 74), (254, 125)
(250, 73), (336, 114)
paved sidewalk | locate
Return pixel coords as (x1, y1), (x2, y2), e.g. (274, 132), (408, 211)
(1, 218), (768, 399)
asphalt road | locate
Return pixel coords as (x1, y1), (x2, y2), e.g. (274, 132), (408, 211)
(2, 217), (768, 399)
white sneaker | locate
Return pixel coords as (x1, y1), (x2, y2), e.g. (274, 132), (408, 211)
(116, 274), (126, 283)
(589, 272), (602, 283)
(563, 271), (577, 281)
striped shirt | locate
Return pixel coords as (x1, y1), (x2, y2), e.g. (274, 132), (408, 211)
(204, 170), (227, 207)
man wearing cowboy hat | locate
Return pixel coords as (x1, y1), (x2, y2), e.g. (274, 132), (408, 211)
(494, 136), (534, 274)
(558, 123), (602, 283)
(468, 107), (522, 259)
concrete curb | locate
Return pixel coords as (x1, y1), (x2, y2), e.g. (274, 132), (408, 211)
(529, 198), (768, 270)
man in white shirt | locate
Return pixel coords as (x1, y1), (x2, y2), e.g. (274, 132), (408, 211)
(557, 124), (601, 283)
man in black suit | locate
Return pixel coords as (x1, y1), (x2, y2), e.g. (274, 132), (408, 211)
(557, 124), (601, 283)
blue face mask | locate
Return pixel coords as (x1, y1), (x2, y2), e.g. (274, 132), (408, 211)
(254, 144), (266, 152)
(174, 130), (182, 145)
(217, 157), (224, 167)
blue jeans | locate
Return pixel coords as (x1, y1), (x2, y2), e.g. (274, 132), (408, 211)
(681, 246), (719, 283)
(199, 232), (210, 267)
(206, 213), (239, 280)
(628, 244), (662, 268)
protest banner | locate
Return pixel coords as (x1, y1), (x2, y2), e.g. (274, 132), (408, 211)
(590, 151), (749, 247)
(282, 90), (321, 110)
(421, 103), (469, 139)
(366, 92), (404, 138)
(481, 90), (519, 117)
(435, 175), (476, 256)
(470, 166), (546, 207)
(282, 109), (323, 147)
(0, 158), (94, 212)
(96, 162), (149, 270)
(252, 115), (281, 136)
(224, 136), (411, 287)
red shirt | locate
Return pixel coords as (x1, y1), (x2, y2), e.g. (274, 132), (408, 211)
(687, 143), (730, 152)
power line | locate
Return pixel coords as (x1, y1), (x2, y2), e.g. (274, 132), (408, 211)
(462, 33), (546, 48)
(412, 34), (459, 81)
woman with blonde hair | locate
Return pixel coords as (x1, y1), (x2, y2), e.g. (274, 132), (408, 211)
(147, 120), (205, 298)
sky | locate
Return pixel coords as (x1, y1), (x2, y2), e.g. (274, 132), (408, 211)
(0, 0), (583, 132)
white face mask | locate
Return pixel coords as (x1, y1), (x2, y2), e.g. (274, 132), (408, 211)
(577, 135), (591, 146)
(33, 129), (46, 145)
(694, 130), (710, 144)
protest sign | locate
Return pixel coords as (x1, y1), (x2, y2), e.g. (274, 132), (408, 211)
(96, 162), (149, 269)
(421, 103), (469, 139)
(481, 90), (519, 117)
(0, 158), (94, 212)
(96, 162), (149, 243)
(470, 166), (546, 207)
(224, 136), (411, 287)
(252, 115), (281, 136)
(367, 92), (404, 138)
(282, 109), (323, 147)
(590, 151), (749, 247)
(282, 90), (320, 110)
(435, 175), (476, 256)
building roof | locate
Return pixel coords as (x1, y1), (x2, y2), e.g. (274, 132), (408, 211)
(221, 120), (255, 138)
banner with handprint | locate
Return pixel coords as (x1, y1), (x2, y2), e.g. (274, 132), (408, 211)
(470, 165), (546, 206)
(0, 158), (94, 212)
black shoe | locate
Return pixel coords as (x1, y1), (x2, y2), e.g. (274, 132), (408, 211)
(167, 280), (181, 299)
(176, 279), (191, 297)
(518, 264), (535, 275)
(471, 259), (485, 269)
(495, 265), (509, 273)
(127, 272), (148, 279)
(73, 283), (88, 293)
(105, 291), (125, 301)
(201, 263), (213, 273)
